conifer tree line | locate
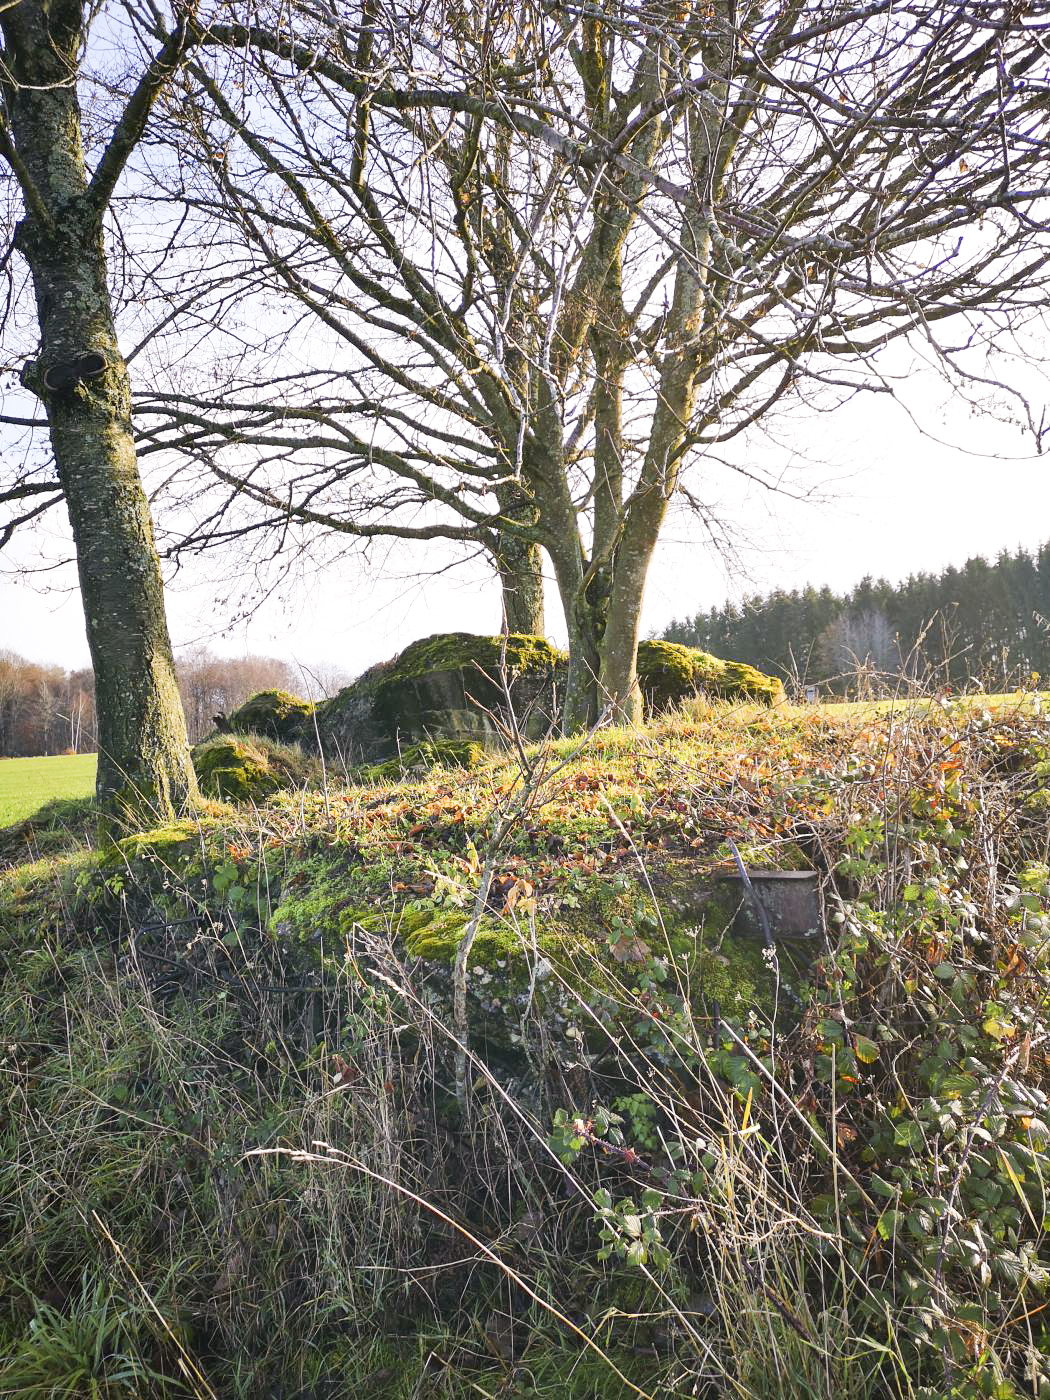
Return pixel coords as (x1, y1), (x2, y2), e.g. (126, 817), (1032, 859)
(664, 542), (1050, 695)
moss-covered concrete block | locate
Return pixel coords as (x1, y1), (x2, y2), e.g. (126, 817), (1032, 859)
(314, 632), (567, 764)
(224, 689), (315, 744)
(267, 833), (789, 1104)
(637, 640), (783, 711)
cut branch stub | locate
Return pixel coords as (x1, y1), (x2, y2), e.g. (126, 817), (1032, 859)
(42, 350), (109, 393)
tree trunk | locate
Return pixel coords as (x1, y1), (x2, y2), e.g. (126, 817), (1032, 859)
(563, 608), (603, 731)
(547, 543), (606, 733)
(3, 0), (197, 820)
(495, 535), (545, 635)
(598, 528), (658, 728)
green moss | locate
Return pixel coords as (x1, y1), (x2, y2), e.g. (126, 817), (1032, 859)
(272, 878), (551, 975)
(719, 658), (785, 704)
(361, 739), (485, 782)
(636, 640), (783, 712)
(103, 820), (204, 869)
(379, 631), (566, 683)
(636, 640), (698, 712)
(328, 632), (566, 712)
(367, 632), (565, 740)
(225, 688), (314, 743)
(313, 632), (568, 762)
(691, 934), (775, 1016)
(397, 906), (559, 970)
(270, 850), (382, 944)
(193, 735), (321, 802)
(194, 736), (275, 801)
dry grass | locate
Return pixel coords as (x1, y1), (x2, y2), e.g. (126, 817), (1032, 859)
(2, 698), (1049, 1396)
(794, 690), (1049, 719)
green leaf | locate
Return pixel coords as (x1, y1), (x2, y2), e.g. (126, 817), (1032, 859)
(894, 1120), (925, 1152)
(876, 1209), (902, 1241)
(937, 1072), (977, 1098)
(907, 1209), (934, 1238)
(854, 1034), (880, 1064)
(818, 1018), (844, 1045)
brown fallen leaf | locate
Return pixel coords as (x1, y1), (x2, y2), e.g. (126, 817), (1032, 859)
(330, 1055), (358, 1090)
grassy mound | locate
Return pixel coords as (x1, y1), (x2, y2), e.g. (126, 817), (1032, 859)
(192, 733), (322, 802)
(3, 699), (1050, 1397)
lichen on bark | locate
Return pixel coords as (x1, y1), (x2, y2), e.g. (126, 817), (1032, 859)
(1, 0), (198, 823)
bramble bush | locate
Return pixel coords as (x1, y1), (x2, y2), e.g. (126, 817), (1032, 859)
(1, 697), (1048, 1396)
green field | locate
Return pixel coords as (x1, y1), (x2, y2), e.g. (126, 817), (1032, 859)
(802, 690), (1049, 719)
(0, 753), (97, 827)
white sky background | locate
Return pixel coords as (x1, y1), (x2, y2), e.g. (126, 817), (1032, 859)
(3, 350), (1047, 681)
(3, 2), (1048, 684)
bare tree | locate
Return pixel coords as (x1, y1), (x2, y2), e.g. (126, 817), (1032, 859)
(176, 646), (301, 742)
(128, 0), (1050, 728)
(0, 649), (96, 756)
(0, 0), (198, 815)
(816, 606), (899, 695)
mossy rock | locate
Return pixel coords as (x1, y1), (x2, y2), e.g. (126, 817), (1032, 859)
(637, 640), (783, 711)
(102, 820), (204, 870)
(314, 632), (567, 764)
(361, 739), (485, 782)
(377, 632), (565, 682)
(192, 735), (321, 802)
(310, 631), (778, 762)
(223, 688), (315, 744)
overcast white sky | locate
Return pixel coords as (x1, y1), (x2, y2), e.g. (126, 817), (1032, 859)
(3, 356), (1047, 681)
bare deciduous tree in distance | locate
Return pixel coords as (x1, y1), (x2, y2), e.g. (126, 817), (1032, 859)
(132, 0), (1050, 728)
(0, 0), (198, 816)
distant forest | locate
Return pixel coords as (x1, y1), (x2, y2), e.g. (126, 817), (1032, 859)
(0, 649), (348, 759)
(663, 543), (1050, 696)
